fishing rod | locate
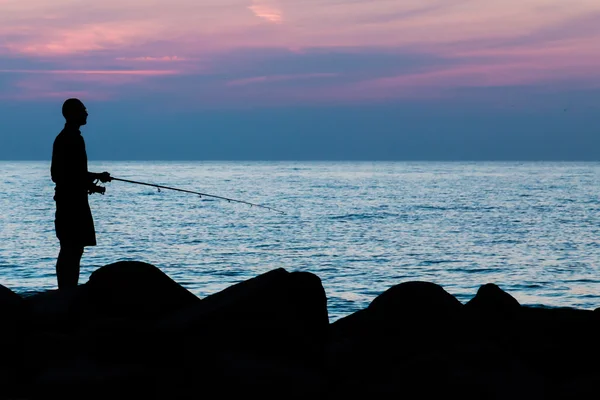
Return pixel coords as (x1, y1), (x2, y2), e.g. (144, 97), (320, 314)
(102, 177), (286, 215)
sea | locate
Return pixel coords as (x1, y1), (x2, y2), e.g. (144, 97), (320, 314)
(0, 161), (598, 322)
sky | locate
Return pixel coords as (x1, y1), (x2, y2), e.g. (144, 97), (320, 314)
(1, 0), (599, 160)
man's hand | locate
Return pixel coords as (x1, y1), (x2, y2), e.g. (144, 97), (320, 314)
(98, 172), (112, 183)
(89, 185), (106, 195)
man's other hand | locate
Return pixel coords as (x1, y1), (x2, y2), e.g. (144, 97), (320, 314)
(89, 185), (106, 195)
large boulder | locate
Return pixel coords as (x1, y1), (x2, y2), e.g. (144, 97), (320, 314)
(462, 283), (522, 351)
(368, 281), (463, 325)
(465, 283), (521, 316)
(511, 306), (600, 383)
(0, 284), (27, 395)
(329, 281), (464, 345)
(325, 341), (545, 400)
(0, 283), (23, 314)
(0, 284), (24, 333)
(84, 261), (201, 321)
(326, 281), (465, 396)
(73, 316), (162, 366)
(156, 268), (329, 366)
(56, 262), (204, 367)
(30, 358), (158, 400)
(23, 288), (87, 333)
(202, 351), (326, 399)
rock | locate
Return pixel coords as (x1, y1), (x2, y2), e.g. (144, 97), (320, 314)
(0, 284), (24, 335)
(465, 283), (521, 315)
(368, 281), (463, 324)
(30, 359), (157, 400)
(463, 284), (522, 350)
(330, 281), (464, 343)
(20, 331), (81, 380)
(510, 306), (600, 381)
(207, 351), (326, 399)
(11, 264), (600, 398)
(326, 281), (465, 396)
(553, 373), (600, 400)
(326, 337), (546, 399)
(329, 308), (372, 342)
(23, 287), (87, 332)
(445, 340), (546, 400)
(157, 268), (329, 366)
(75, 316), (160, 364)
(0, 283), (23, 314)
(0, 284), (27, 396)
(85, 261), (201, 321)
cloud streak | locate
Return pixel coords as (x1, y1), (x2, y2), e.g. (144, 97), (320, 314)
(0, 69), (179, 75)
(115, 56), (188, 62)
(227, 72), (337, 86)
(248, 0), (283, 24)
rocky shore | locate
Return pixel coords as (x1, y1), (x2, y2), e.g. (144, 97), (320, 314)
(1, 261), (599, 399)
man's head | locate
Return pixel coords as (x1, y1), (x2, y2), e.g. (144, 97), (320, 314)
(62, 98), (88, 126)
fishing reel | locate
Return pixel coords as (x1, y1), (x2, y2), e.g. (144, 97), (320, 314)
(89, 179), (106, 195)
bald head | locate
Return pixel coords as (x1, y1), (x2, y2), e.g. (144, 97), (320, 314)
(62, 98), (88, 126)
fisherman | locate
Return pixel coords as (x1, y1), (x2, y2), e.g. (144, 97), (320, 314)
(51, 98), (112, 290)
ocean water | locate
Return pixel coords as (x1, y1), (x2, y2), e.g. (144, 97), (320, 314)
(0, 161), (599, 321)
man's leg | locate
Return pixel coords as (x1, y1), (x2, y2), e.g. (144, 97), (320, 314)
(56, 244), (84, 290)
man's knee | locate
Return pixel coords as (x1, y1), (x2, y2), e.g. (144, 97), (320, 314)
(59, 243), (84, 257)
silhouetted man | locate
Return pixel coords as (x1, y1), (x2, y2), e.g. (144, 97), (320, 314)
(51, 98), (111, 290)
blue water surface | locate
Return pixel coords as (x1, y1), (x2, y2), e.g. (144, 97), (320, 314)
(0, 161), (598, 321)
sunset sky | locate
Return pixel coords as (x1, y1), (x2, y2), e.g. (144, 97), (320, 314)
(1, 0), (599, 160)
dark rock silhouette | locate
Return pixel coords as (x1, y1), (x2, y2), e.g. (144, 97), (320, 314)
(0, 284), (24, 338)
(0, 284), (27, 397)
(4, 262), (600, 399)
(158, 268), (328, 355)
(463, 283), (522, 357)
(0, 283), (23, 311)
(85, 260), (201, 320)
(23, 288), (84, 333)
(153, 268), (329, 398)
(326, 281), (468, 398)
(465, 283), (521, 315)
(368, 280), (463, 322)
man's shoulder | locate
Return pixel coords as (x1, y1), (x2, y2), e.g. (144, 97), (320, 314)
(54, 129), (81, 146)
(53, 131), (67, 149)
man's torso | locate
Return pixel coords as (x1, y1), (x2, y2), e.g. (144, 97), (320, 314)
(51, 126), (89, 201)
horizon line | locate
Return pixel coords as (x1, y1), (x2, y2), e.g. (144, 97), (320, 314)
(1, 159), (599, 163)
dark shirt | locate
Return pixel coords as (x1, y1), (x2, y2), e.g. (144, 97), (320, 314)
(51, 125), (93, 201)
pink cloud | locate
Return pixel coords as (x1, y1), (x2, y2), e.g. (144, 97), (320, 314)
(248, 0), (283, 24)
(2, 21), (159, 56)
(0, 73), (107, 101)
(0, 91), (95, 101)
(115, 56), (188, 62)
(317, 60), (600, 103)
(362, 64), (573, 90)
(0, 67), (181, 101)
(227, 73), (337, 86)
(0, 69), (179, 75)
(1, 0), (592, 55)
